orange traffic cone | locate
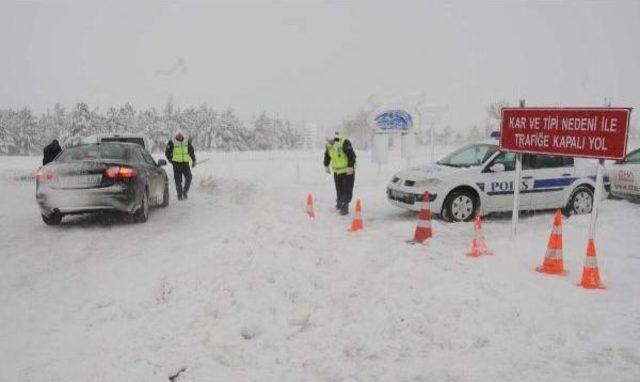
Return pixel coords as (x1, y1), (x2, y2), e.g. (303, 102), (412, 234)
(536, 210), (566, 275)
(466, 214), (492, 257)
(578, 239), (605, 289)
(348, 199), (363, 232)
(407, 192), (432, 244)
(305, 194), (315, 219)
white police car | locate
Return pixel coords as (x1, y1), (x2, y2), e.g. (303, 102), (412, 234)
(387, 140), (607, 222)
(608, 147), (640, 202)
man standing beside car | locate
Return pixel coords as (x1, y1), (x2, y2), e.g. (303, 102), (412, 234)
(324, 131), (356, 215)
(165, 132), (196, 200)
(42, 139), (61, 165)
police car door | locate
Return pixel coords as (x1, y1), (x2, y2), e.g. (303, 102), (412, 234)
(480, 152), (533, 212)
(527, 155), (575, 209)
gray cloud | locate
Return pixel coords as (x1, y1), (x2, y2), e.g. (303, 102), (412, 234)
(155, 58), (187, 77)
(0, 0), (638, 130)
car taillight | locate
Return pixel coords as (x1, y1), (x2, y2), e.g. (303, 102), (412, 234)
(106, 166), (137, 180)
(119, 167), (136, 178)
(36, 168), (55, 181)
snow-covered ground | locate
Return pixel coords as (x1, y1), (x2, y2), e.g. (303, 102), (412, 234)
(1, 148), (640, 381)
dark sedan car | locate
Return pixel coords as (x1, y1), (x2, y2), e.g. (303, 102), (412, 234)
(36, 142), (169, 225)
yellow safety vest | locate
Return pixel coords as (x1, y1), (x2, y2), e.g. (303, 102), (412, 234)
(327, 135), (350, 175)
(172, 138), (191, 163)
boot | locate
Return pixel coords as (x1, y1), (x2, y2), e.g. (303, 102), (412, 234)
(339, 203), (349, 216)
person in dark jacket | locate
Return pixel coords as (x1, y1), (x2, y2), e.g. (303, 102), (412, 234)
(42, 139), (62, 165)
(165, 132), (196, 200)
(323, 132), (357, 215)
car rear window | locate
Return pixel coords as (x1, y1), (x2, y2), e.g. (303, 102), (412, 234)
(100, 137), (145, 149)
(56, 144), (131, 162)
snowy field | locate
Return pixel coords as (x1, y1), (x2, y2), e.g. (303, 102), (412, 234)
(1, 148), (640, 382)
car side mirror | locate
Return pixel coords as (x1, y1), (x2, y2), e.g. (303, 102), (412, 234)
(490, 163), (506, 172)
(157, 159), (167, 167)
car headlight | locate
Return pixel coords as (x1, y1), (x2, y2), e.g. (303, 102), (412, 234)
(413, 178), (440, 188)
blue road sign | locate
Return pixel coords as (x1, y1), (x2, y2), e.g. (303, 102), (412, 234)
(374, 110), (413, 133)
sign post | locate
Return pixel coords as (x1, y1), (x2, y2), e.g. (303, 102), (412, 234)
(500, 107), (631, 240)
(510, 100), (525, 239)
(588, 158), (605, 240)
(510, 153), (522, 238)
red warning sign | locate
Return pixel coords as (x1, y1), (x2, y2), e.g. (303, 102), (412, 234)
(500, 108), (631, 160)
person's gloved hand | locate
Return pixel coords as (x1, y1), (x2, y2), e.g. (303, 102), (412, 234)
(346, 167), (354, 175)
(192, 161), (196, 168)
(324, 166), (331, 174)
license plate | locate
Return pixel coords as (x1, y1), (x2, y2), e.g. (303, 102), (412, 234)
(56, 174), (102, 188)
(391, 189), (406, 198)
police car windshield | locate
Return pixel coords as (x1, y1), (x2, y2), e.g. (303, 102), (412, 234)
(437, 144), (498, 168)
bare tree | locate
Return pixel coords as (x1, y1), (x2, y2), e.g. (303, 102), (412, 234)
(341, 110), (371, 149)
(485, 100), (510, 135)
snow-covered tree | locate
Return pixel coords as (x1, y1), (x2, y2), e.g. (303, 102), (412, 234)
(454, 131), (465, 145)
(138, 108), (165, 152)
(0, 101), (300, 155)
(437, 125), (454, 145)
(62, 102), (93, 147)
(486, 100), (510, 134)
(252, 112), (276, 150)
(466, 125), (483, 142)
(219, 108), (249, 151)
(341, 110), (371, 149)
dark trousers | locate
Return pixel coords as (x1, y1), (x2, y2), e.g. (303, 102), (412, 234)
(334, 172), (355, 208)
(172, 163), (192, 197)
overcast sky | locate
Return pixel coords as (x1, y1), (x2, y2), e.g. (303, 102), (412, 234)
(1, 0), (639, 130)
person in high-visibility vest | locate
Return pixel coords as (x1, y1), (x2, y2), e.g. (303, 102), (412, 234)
(165, 132), (196, 200)
(323, 132), (357, 215)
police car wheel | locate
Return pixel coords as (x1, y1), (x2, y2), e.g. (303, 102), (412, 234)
(444, 190), (477, 222)
(564, 186), (594, 216)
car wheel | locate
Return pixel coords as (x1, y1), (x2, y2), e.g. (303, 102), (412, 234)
(133, 188), (149, 223)
(444, 190), (478, 222)
(160, 181), (169, 207)
(41, 212), (62, 226)
(563, 185), (594, 216)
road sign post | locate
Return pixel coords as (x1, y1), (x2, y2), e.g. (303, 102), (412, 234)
(588, 159), (605, 240)
(510, 153), (522, 238)
(510, 99), (525, 239)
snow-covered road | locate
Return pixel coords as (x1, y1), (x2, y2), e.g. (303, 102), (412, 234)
(1, 151), (640, 381)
